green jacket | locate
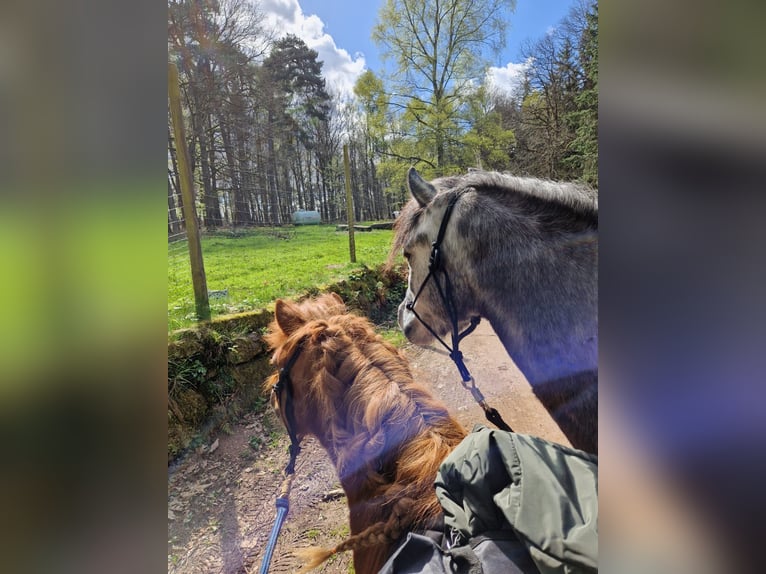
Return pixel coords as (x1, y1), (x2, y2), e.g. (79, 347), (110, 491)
(380, 427), (598, 573)
(436, 427), (598, 573)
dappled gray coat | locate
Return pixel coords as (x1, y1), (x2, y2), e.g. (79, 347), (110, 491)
(379, 427), (598, 573)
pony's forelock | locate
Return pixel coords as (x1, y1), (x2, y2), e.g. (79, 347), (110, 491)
(388, 199), (423, 268)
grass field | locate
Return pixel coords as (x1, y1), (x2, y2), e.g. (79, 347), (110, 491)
(168, 225), (398, 331)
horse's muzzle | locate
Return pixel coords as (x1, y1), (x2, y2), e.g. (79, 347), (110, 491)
(398, 299), (437, 346)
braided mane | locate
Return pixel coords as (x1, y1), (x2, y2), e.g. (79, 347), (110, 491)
(264, 293), (467, 574)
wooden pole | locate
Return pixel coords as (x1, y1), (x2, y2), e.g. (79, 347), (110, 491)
(168, 62), (210, 321)
(343, 144), (356, 263)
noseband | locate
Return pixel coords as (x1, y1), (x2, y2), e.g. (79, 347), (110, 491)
(406, 192), (512, 433)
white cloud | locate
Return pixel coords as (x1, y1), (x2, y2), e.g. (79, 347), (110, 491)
(486, 58), (533, 99)
(259, 0), (366, 99)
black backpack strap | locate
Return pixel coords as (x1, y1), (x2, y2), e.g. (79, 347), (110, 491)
(448, 545), (483, 574)
(467, 531), (538, 574)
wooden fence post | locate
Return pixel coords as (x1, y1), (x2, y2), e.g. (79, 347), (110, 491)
(343, 144), (356, 263)
(168, 62), (210, 321)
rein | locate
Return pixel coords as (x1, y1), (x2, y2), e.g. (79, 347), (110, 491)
(406, 192), (513, 433)
(258, 340), (305, 574)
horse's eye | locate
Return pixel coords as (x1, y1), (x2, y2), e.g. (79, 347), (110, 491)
(402, 250), (411, 260)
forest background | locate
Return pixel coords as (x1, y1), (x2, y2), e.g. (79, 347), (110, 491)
(167, 0), (598, 234)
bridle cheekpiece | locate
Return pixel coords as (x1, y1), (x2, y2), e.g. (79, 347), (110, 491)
(271, 339), (305, 475)
(405, 191), (512, 432)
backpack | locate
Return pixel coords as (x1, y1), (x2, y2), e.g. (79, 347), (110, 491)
(379, 427), (598, 574)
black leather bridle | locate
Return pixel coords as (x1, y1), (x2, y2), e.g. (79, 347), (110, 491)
(271, 339), (305, 474)
(405, 191), (512, 432)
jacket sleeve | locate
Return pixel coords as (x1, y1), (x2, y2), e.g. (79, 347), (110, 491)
(435, 427), (598, 573)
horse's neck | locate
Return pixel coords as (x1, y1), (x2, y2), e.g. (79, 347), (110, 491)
(330, 421), (451, 531)
(334, 445), (435, 519)
(339, 467), (404, 574)
(488, 314), (596, 381)
(475, 235), (598, 386)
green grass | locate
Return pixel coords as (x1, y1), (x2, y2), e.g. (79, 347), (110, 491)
(379, 326), (408, 348)
(305, 528), (322, 541)
(168, 225), (396, 331)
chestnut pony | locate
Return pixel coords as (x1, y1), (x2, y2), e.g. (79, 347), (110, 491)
(264, 293), (466, 574)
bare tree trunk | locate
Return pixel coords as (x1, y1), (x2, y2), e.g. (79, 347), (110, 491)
(218, 112), (244, 226)
(205, 117), (222, 227)
(267, 136), (280, 226)
(307, 152), (317, 211)
(236, 125), (254, 226)
(289, 148), (304, 211)
(253, 128), (268, 225)
(168, 177), (182, 235)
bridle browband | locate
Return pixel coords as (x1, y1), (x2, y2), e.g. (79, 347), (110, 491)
(405, 191), (512, 433)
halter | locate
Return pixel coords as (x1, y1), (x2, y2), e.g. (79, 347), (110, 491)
(271, 339), (305, 474)
(258, 339), (305, 574)
(406, 192), (512, 433)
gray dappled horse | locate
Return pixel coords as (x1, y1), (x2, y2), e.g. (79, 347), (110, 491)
(393, 168), (598, 454)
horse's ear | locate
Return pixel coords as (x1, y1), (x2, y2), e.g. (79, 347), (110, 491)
(408, 167), (436, 207)
(329, 292), (345, 306)
(275, 299), (305, 335)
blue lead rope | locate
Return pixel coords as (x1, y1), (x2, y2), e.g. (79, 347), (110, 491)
(258, 496), (290, 574)
(260, 343), (303, 573)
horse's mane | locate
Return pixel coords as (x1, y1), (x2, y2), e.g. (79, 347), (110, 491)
(390, 170), (597, 265)
(264, 294), (466, 572)
(444, 171), (597, 214)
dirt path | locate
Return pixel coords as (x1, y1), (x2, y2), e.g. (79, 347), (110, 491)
(167, 322), (569, 573)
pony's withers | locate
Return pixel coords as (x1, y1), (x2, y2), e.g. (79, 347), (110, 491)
(264, 293), (467, 574)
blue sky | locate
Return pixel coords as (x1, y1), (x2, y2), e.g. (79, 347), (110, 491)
(259, 0), (582, 98)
